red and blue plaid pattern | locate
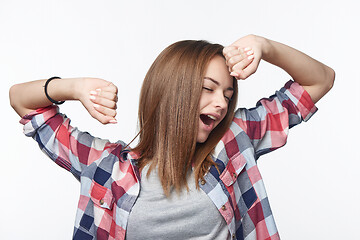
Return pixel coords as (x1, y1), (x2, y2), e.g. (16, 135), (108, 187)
(21, 80), (316, 240)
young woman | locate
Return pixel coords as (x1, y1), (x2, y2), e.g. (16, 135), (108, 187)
(9, 34), (334, 240)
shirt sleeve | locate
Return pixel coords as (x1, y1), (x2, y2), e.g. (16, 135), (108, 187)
(225, 80), (317, 160)
(20, 105), (124, 180)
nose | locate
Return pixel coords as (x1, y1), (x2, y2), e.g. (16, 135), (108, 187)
(214, 92), (228, 110)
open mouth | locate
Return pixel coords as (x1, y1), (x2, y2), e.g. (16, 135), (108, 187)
(200, 114), (215, 126)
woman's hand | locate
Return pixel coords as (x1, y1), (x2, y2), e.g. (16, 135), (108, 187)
(75, 78), (118, 124)
(223, 34), (335, 103)
(10, 77), (119, 123)
(223, 34), (265, 80)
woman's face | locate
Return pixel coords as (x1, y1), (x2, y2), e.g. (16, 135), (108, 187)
(197, 55), (234, 143)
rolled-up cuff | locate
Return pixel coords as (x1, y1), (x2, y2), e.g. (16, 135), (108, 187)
(283, 80), (318, 122)
(20, 105), (59, 137)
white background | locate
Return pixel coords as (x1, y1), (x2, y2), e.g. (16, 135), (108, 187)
(1, 0), (359, 239)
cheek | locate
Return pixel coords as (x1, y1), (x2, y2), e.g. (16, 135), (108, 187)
(198, 93), (208, 110)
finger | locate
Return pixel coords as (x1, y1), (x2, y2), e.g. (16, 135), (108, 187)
(231, 54), (254, 73)
(225, 48), (252, 68)
(229, 51), (254, 76)
(238, 60), (259, 80)
(101, 82), (118, 94)
(90, 89), (118, 102)
(225, 46), (252, 57)
(224, 48), (244, 62)
(93, 104), (117, 118)
(234, 58), (260, 80)
(88, 107), (117, 124)
(223, 46), (238, 56)
(230, 71), (240, 79)
(90, 82), (118, 97)
(89, 95), (117, 109)
(227, 53), (248, 70)
(225, 50), (243, 66)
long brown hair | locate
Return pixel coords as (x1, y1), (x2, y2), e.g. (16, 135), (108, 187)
(132, 40), (238, 196)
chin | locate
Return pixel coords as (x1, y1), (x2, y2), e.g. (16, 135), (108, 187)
(196, 133), (209, 143)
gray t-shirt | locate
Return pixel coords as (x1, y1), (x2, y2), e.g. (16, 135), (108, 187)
(126, 164), (230, 239)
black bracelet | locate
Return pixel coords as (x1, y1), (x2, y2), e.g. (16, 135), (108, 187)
(44, 76), (65, 105)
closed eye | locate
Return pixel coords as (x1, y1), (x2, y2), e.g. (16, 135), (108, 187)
(202, 87), (213, 92)
(203, 86), (232, 103)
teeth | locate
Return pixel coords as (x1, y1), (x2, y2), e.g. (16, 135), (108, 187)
(207, 115), (216, 120)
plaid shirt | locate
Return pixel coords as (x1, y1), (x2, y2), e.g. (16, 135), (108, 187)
(21, 80), (317, 240)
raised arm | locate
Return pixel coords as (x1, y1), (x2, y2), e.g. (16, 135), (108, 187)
(9, 77), (118, 124)
(223, 34), (335, 103)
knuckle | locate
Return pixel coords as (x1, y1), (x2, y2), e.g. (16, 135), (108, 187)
(232, 62), (240, 70)
(110, 84), (118, 93)
(91, 97), (98, 104)
(223, 47), (229, 55)
(239, 71), (249, 80)
(111, 102), (116, 109)
(89, 109), (97, 116)
(110, 111), (116, 117)
(95, 104), (103, 111)
(225, 60), (229, 67)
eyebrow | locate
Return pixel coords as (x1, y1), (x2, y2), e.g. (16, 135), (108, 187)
(204, 77), (234, 91)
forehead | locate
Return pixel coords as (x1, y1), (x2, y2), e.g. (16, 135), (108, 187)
(204, 55), (233, 87)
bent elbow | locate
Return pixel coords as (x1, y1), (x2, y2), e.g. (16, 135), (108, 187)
(328, 67), (335, 88)
(9, 84), (19, 110)
(324, 66), (335, 93)
(9, 84), (26, 117)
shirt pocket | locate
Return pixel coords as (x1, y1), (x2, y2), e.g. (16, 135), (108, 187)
(220, 152), (247, 186)
(220, 154), (258, 220)
(89, 180), (115, 210)
(82, 180), (116, 234)
(77, 181), (115, 234)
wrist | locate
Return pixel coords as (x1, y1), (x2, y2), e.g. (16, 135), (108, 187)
(44, 77), (65, 104)
(71, 78), (86, 101)
(259, 37), (273, 62)
(48, 77), (84, 102)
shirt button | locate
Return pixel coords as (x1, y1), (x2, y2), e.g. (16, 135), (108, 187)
(232, 233), (236, 239)
(200, 179), (206, 185)
(233, 173), (237, 178)
(99, 199), (104, 205)
(221, 205), (226, 210)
